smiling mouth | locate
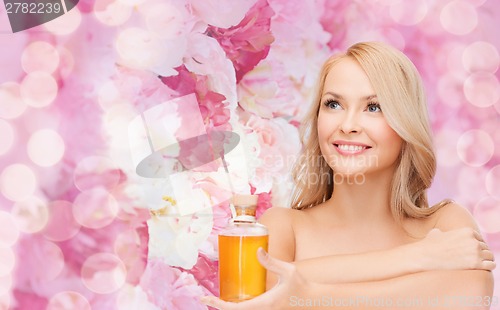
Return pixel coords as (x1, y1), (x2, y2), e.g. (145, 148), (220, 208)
(334, 144), (372, 154)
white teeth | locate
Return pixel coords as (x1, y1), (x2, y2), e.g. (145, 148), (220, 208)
(337, 144), (365, 152)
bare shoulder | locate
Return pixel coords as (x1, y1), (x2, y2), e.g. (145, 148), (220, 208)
(258, 205), (297, 223)
(431, 201), (480, 231)
(257, 207), (301, 262)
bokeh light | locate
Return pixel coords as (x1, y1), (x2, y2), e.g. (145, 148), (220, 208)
(94, 0), (132, 26)
(0, 82), (27, 119)
(21, 108), (61, 133)
(73, 188), (119, 229)
(43, 7), (82, 35)
(114, 229), (141, 282)
(0, 164), (37, 202)
(46, 291), (91, 310)
(0, 293), (10, 310)
(97, 80), (121, 110)
(457, 166), (488, 206)
(446, 43), (468, 75)
(33, 240), (65, 281)
(468, 0), (487, 7)
(142, 2), (184, 38)
(435, 128), (461, 167)
(463, 73), (500, 108)
(473, 197), (500, 234)
(57, 46), (75, 79)
(21, 41), (60, 74)
(0, 120), (15, 156)
(389, 1), (428, 26)
(495, 97), (500, 115)
(437, 73), (465, 108)
(486, 165), (500, 200)
(117, 0), (145, 6)
(116, 284), (150, 310)
(456, 129), (494, 167)
(11, 196), (49, 234)
(81, 253), (127, 294)
(20, 71), (58, 108)
(462, 41), (500, 73)
(42, 200), (81, 242)
(0, 211), (20, 247)
(73, 156), (121, 191)
(27, 129), (65, 167)
(440, 0), (478, 35)
(115, 27), (163, 70)
(0, 247), (16, 277)
(0, 274), (12, 296)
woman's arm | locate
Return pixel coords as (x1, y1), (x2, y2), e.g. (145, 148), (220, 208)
(294, 227), (494, 284)
(258, 207), (296, 290)
(259, 205), (495, 286)
(305, 269), (493, 310)
(204, 204), (494, 310)
(203, 250), (494, 310)
(279, 203), (495, 309)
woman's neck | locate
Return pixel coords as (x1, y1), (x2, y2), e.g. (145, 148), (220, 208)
(326, 168), (396, 224)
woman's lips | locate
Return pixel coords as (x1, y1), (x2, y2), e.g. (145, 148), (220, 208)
(333, 143), (371, 156)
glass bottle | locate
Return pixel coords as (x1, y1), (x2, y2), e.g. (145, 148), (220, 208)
(218, 194), (269, 302)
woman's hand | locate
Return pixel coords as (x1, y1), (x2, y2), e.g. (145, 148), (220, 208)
(201, 248), (311, 310)
(416, 227), (496, 271)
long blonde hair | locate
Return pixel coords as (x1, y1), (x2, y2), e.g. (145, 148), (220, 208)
(290, 41), (451, 221)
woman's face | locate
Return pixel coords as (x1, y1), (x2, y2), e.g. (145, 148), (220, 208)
(317, 57), (403, 178)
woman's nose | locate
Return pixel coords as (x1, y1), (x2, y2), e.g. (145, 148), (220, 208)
(339, 111), (361, 134)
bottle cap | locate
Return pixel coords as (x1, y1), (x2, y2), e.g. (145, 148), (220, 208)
(231, 194), (258, 221)
(232, 194), (258, 207)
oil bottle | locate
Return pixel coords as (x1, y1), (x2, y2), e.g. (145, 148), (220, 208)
(218, 194), (269, 302)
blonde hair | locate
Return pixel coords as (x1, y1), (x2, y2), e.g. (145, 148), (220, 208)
(290, 41), (451, 221)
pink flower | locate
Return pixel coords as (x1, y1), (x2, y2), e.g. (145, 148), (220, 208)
(140, 259), (206, 310)
(241, 113), (301, 193)
(256, 190), (273, 219)
(206, 0), (275, 82)
(184, 32), (238, 107)
(110, 66), (178, 114)
(11, 290), (48, 309)
(237, 59), (298, 119)
(179, 253), (219, 297)
(189, 0), (258, 29)
(318, 0), (351, 50)
(161, 66), (232, 133)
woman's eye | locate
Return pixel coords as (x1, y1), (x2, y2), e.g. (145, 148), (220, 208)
(324, 99), (342, 110)
(367, 102), (381, 112)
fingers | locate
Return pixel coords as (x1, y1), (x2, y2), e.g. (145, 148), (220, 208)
(481, 249), (495, 261)
(472, 229), (484, 242)
(200, 296), (233, 310)
(478, 260), (496, 271)
(257, 248), (295, 280)
(479, 241), (489, 250)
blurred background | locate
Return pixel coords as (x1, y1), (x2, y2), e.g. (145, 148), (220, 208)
(0, 0), (499, 309)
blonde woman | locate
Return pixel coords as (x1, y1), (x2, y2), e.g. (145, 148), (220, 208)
(203, 42), (496, 309)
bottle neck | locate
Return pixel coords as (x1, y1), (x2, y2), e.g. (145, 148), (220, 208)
(232, 204), (257, 223)
(232, 215), (256, 223)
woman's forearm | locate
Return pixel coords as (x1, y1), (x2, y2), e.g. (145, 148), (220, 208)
(298, 270), (494, 310)
(294, 227), (493, 284)
(294, 242), (423, 284)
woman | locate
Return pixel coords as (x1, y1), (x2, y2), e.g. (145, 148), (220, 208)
(203, 42), (496, 309)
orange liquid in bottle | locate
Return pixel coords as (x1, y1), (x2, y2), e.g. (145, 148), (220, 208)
(218, 234), (269, 302)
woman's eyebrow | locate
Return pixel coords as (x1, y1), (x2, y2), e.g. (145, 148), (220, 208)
(322, 91), (378, 101)
(322, 91), (344, 99)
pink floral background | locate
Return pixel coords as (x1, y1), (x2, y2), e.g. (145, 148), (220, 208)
(0, 0), (499, 309)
